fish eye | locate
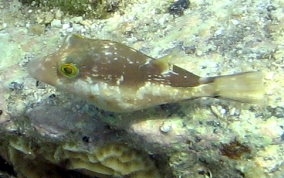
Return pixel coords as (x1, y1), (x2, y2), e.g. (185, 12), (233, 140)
(59, 63), (79, 78)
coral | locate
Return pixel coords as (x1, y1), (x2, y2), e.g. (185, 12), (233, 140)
(0, 136), (161, 178)
(61, 143), (161, 177)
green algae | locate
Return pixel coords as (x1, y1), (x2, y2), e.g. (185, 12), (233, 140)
(19, 0), (122, 18)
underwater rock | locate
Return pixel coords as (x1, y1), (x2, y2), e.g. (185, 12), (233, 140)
(8, 81), (24, 91)
(0, 135), (162, 177)
(62, 143), (161, 177)
(0, 0), (284, 177)
(0, 100), (166, 177)
(26, 104), (99, 137)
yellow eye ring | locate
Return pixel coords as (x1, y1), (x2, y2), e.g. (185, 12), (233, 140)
(59, 63), (79, 78)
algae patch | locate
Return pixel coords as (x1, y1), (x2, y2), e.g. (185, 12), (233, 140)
(19, 0), (127, 18)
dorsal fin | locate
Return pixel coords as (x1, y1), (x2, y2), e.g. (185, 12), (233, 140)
(152, 54), (171, 73)
(151, 50), (201, 87)
(61, 34), (86, 49)
(152, 49), (180, 73)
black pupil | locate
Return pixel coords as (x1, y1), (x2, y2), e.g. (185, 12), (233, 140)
(64, 67), (73, 74)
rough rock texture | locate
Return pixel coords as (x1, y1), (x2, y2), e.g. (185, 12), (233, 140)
(0, 0), (283, 177)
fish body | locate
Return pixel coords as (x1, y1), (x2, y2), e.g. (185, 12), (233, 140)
(28, 35), (264, 112)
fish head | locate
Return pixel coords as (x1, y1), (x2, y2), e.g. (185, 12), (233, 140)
(27, 35), (99, 96)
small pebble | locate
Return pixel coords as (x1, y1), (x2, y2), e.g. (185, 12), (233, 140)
(36, 80), (47, 89)
(0, 23), (7, 30)
(71, 16), (83, 23)
(79, 19), (92, 27)
(66, 27), (74, 33)
(274, 107), (284, 118)
(62, 23), (70, 30)
(160, 122), (172, 133)
(73, 23), (83, 32)
(49, 94), (56, 98)
(265, 72), (274, 80)
(214, 28), (224, 36)
(184, 45), (196, 54)
(229, 108), (240, 116)
(231, 19), (239, 25)
(196, 50), (203, 56)
(8, 82), (24, 91)
(280, 133), (284, 141)
(210, 105), (226, 118)
(55, 9), (63, 19)
(51, 19), (62, 28)
(82, 136), (90, 143)
(220, 108), (227, 115)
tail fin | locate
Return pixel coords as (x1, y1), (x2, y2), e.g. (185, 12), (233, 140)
(204, 72), (265, 103)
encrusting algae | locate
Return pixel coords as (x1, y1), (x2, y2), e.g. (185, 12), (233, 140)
(62, 143), (161, 177)
(28, 34), (265, 112)
(4, 137), (161, 177)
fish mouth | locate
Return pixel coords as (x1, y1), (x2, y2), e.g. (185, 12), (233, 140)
(27, 59), (41, 78)
(27, 57), (58, 86)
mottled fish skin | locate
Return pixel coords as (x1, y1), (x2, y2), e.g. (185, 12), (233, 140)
(28, 35), (264, 112)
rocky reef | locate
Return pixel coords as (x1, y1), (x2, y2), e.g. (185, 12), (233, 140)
(0, 0), (284, 177)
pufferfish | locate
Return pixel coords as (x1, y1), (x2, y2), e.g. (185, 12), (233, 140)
(28, 34), (264, 112)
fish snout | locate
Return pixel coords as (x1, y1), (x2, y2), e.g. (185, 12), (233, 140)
(27, 58), (58, 86)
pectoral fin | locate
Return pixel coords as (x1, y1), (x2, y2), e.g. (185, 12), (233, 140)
(152, 54), (172, 73)
(152, 49), (181, 73)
